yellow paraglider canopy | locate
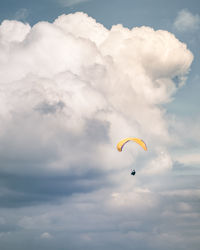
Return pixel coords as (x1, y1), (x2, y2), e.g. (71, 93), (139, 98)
(117, 137), (147, 152)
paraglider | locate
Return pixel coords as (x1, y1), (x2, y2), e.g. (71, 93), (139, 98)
(116, 137), (147, 176)
(131, 170), (136, 176)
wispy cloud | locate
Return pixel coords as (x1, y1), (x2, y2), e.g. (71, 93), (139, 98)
(174, 9), (200, 32)
(175, 153), (200, 166)
(40, 232), (53, 239)
(14, 8), (29, 22)
(58, 0), (91, 7)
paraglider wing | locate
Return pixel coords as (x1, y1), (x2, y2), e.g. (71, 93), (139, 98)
(117, 137), (147, 152)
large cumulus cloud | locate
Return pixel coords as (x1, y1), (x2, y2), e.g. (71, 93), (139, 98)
(0, 12), (193, 173)
(0, 12), (197, 250)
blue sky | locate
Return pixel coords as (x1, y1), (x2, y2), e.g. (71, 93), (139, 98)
(0, 0), (199, 250)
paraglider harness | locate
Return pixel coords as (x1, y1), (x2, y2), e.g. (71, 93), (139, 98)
(131, 170), (136, 176)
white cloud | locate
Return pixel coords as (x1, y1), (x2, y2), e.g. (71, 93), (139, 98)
(0, 20), (30, 44)
(40, 232), (52, 239)
(142, 151), (173, 175)
(54, 12), (108, 45)
(0, 12), (193, 176)
(174, 9), (200, 32)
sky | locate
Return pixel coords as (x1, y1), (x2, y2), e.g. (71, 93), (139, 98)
(0, 0), (200, 249)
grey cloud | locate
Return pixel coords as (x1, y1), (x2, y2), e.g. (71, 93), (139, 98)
(0, 168), (108, 208)
(0, 168), (200, 250)
(34, 101), (65, 115)
(84, 118), (110, 143)
(0, 113), (111, 208)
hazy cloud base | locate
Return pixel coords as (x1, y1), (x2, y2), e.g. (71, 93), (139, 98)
(0, 12), (198, 250)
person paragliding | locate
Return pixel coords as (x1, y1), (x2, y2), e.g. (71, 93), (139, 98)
(131, 170), (136, 176)
(116, 137), (147, 176)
